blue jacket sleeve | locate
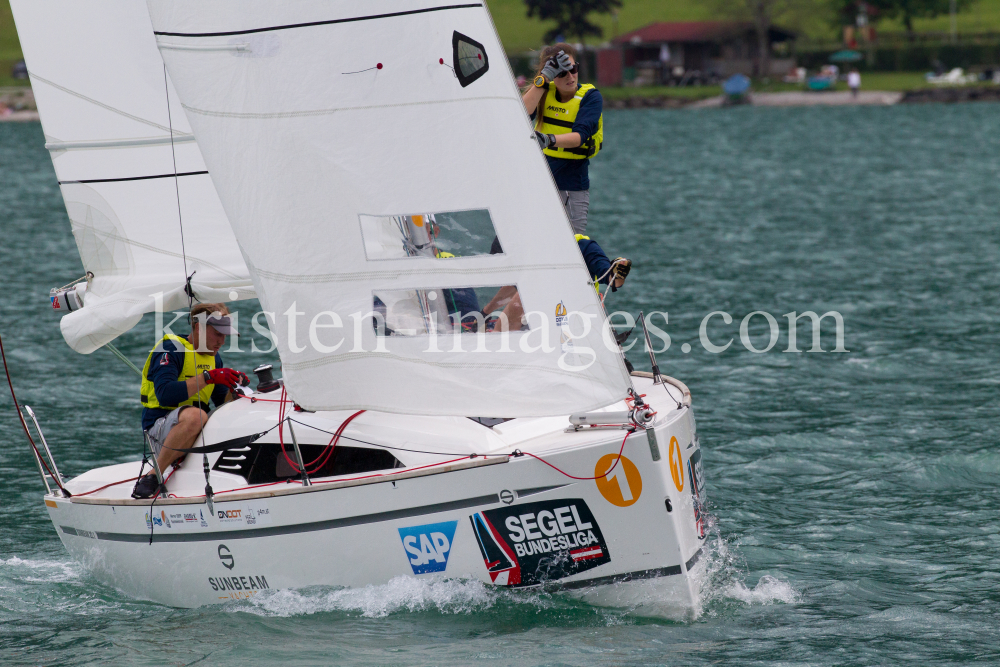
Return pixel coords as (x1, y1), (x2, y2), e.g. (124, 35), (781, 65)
(572, 89), (603, 143)
(148, 346), (190, 407)
(578, 238), (613, 285)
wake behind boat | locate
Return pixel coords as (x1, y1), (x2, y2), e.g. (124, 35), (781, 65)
(10, 0), (711, 619)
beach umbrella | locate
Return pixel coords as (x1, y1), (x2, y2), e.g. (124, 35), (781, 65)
(829, 50), (863, 63)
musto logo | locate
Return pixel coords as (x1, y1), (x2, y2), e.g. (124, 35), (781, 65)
(397, 520), (458, 574)
(470, 499), (610, 587)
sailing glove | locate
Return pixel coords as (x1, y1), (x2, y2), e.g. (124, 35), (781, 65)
(540, 50), (572, 81)
(612, 258), (632, 284)
(534, 131), (557, 149)
(203, 368), (248, 388)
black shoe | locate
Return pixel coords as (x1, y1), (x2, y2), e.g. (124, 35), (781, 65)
(131, 474), (163, 499)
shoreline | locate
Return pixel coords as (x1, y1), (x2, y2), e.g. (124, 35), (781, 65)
(606, 85), (1000, 109)
(4, 86), (1000, 122)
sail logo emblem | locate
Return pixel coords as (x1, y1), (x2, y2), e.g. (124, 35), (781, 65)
(397, 521), (458, 574)
(594, 454), (643, 507)
(470, 499), (611, 587)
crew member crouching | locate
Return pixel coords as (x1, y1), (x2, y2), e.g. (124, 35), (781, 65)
(132, 303), (247, 499)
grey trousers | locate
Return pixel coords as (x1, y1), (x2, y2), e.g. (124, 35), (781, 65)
(560, 189), (590, 235)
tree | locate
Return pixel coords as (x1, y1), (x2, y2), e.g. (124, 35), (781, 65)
(525, 0), (623, 44)
(887, 0), (976, 39)
(715, 0), (809, 77)
(832, 0), (976, 40)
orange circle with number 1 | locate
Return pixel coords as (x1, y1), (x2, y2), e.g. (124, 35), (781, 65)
(668, 436), (685, 492)
(594, 454), (643, 507)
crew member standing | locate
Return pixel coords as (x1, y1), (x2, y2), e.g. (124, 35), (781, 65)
(132, 303), (246, 499)
(522, 43), (604, 235)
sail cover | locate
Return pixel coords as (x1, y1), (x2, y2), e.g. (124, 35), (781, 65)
(147, 1), (632, 416)
(9, 0), (254, 354)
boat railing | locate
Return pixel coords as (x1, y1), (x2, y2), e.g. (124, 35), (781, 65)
(24, 405), (69, 497)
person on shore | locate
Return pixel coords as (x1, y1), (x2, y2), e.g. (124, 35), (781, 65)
(132, 303), (246, 499)
(848, 69), (861, 98)
(521, 43), (604, 235)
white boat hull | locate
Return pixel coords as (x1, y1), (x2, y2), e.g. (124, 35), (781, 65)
(42, 376), (707, 619)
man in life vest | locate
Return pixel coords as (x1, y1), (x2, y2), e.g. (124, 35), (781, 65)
(132, 302), (247, 499)
(522, 43), (604, 235)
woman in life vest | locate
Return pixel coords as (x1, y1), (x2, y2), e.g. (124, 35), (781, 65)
(522, 43), (604, 235)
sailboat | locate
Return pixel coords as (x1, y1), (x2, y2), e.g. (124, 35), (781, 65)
(12, 0), (709, 619)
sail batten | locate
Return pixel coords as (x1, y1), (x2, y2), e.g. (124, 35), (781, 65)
(10, 0), (255, 354)
(149, 0), (631, 416)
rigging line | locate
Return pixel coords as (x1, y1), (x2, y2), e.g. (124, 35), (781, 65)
(0, 333), (68, 494)
(163, 65), (191, 307)
(28, 72), (185, 135)
(105, 343), (142, 377)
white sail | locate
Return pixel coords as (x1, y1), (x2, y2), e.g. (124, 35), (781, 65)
(9, 0), (255, 354)
(147, 0), (632, 416)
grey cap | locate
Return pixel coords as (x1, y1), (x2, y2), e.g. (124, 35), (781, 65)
(206, 315), (237, 335)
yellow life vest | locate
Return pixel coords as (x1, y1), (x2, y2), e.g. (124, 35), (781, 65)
(140, 334), (217, 410)
(539, 83), (603, 161)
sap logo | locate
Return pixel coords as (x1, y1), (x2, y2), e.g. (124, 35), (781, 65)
(397, 521), (458, 574)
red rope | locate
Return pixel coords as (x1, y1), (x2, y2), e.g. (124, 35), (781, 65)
(311, 455), (476, 484)
(305, 410), (365, 474)
(0, 332), (67, 494)
(521, 427), (637, 481)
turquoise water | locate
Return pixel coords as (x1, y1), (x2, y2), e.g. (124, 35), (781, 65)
(2, 103), (1000, 665)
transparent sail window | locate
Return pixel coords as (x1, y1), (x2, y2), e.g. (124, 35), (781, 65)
(372, 285), (527, 335)
(452, 31), (489, 87)
(360, 210), (501, 261)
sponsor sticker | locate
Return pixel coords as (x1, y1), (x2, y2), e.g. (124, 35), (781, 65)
(688, 448), (707, 539)
(398, 521), (457, 574)
(470, 498), (610, 587)
(217, 503), (271, 527)
(668, 436), (684, 492)
(594, 454), (642, 507)
(217, 508), (244, 524)
(145, 510), (172, 529)
(208, 574), (270, 601)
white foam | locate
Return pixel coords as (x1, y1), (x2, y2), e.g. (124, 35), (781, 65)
(691, 515), (801, 609)
(723, 575), (801, 605)
(237, 575), (549, 618)
(0, 556), (82, 583)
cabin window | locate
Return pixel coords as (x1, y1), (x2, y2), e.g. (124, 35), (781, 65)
(452, 31), (489, 87)
(372, 284), (527, 335)
(214, 441), (402, 484)
(359, 209), (500, 261)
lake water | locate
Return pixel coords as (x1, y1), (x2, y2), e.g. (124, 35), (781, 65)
(2, 102), (1000, 665)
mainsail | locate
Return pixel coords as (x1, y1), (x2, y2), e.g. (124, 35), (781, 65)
(10, 0), (255, 354)
(147, 0), (632, 416)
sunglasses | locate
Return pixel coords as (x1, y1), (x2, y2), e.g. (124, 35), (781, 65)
(557, 64), (579, 78)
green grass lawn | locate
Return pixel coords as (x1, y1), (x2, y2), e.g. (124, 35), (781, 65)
(0, 1), (27, 86)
